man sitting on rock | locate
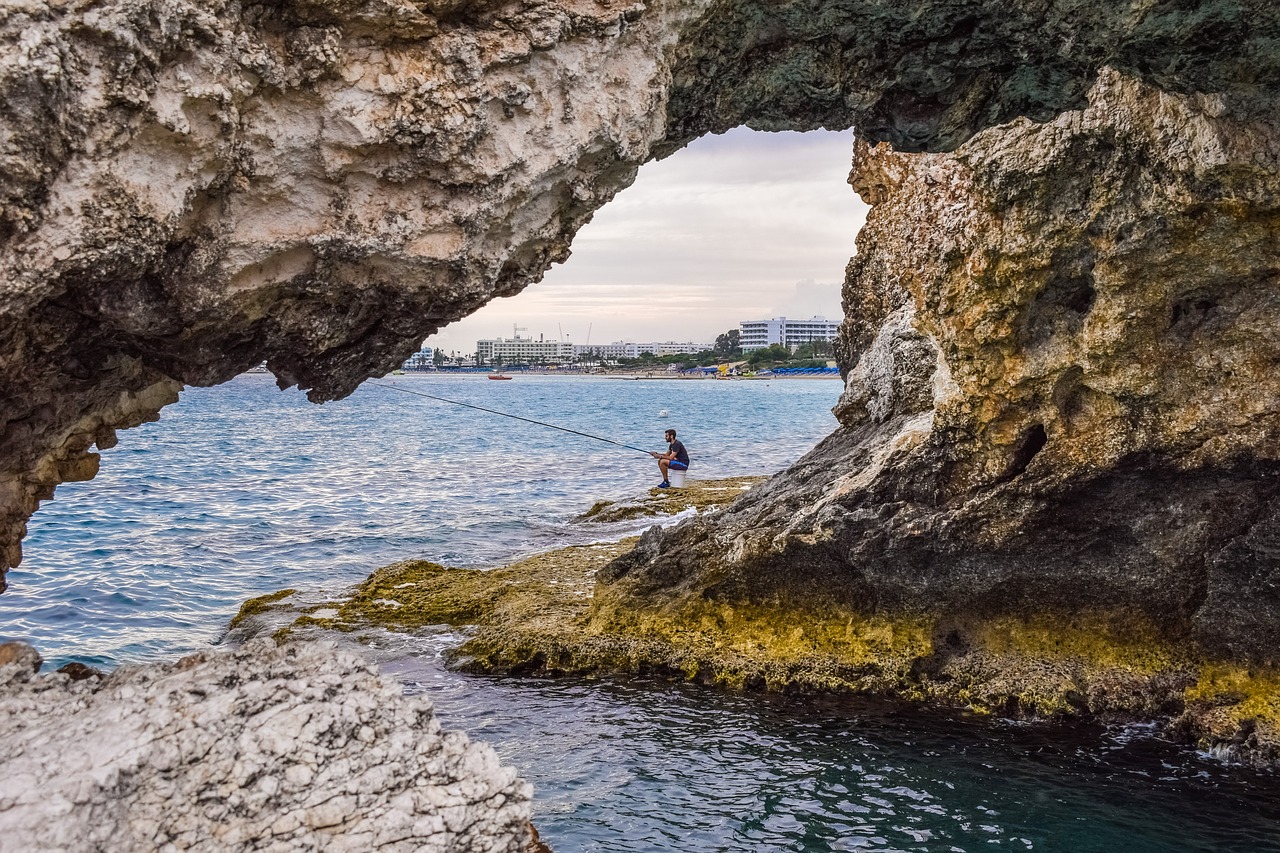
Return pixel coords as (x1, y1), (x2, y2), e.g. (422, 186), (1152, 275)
(650, 428), (689, 488)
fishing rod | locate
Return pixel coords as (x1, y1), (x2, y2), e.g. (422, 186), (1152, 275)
(370, 380), (653, 456)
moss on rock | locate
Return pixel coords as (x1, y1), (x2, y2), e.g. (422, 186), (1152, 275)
(1178, 664), (1280, 764)
(228, 588), (296, 629)
(236, 478), (1280, 765)
(575, 476), (765, 523)
(338, 541), (633, 633)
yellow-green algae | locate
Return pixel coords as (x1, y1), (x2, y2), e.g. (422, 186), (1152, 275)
(576, 475), (765, 523)
(238, 478), (1280, 758)
(228, 588), (296, 629)
(913, 614), (1198, 719)
(972, 614), (1178, 674)
(574, 592), (935, 693)
(1184, 663), (1280, 755)
(336, 540), (633, 632)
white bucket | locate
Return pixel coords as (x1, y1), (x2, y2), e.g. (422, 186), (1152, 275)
(668, 468), (687, 488)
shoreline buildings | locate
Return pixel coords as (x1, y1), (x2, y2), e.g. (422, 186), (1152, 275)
(476, 331), (713, 364)
(738, 316), (839, 351)
(573, 340), (714, 360)
(413, 317), (840, 368)
(476, 334), (574, 365)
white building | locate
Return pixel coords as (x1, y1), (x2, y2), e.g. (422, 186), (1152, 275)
(476, 333), (574, 364)
(739, 316), (839, 351)
(402, 345), (435, 370)
(572, 341), (712, 360)
(573, 341), (638, 360)
(639, 341), (713, 356)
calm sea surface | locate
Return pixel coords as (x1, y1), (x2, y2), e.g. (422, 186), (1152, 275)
(3, 373), (1278, 851)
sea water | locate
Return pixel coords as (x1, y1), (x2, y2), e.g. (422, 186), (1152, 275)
(3, 373), (1278, 851)
(2, 373), (835, 666)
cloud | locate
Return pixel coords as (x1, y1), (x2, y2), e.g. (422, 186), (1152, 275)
(768, 279), (843, 320)
(429, 127), (867, 353)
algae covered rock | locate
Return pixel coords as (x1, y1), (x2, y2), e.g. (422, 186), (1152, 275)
(236, 475), (1280, 764)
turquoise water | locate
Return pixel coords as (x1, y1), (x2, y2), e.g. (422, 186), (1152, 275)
(3, 374), (837, 666)
(3, 374), (1278, 851)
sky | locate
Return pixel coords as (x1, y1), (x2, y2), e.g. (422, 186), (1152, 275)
(427, 127), (869, 355)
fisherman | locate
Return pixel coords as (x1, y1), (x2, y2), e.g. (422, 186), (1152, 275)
(650, 428), (689, 488)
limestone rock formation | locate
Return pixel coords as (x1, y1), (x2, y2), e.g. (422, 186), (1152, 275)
(0, 638), (537, 851)
(6, 0), (1280, 585)
(599, 68), (1280, 671)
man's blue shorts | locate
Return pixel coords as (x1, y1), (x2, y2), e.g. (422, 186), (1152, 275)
(669, 460), (689, 471)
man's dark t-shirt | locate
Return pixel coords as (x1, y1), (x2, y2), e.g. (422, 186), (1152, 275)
(669, 440), (689, 465)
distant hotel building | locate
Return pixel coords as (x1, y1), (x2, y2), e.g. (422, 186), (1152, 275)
(402, 345), (435, 370)
(474, 332), (714, 363)
(573, 341), (712, 359)
(476, 334), (574, 364)
(739, 316), (839, 351)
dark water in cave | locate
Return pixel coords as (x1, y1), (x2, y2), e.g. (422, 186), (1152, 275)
(3, 374), (1278, 851)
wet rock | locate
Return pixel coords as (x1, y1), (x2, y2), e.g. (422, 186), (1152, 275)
(54, 661), (102, 681)
(0, 639), (536, 851)
(0, 641), (41, 675)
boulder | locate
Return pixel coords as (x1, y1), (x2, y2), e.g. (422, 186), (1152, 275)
(0, 638), (536, 851)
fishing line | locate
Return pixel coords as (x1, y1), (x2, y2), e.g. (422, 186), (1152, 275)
(370, 380), (653, 455)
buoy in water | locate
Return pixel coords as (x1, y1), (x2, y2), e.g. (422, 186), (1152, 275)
(657, 409), (669, 418)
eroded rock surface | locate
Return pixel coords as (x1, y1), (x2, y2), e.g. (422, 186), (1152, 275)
(0, 638), (536, 851)
(6, 0), (1280, 582)
(600, 68), (1280, 674)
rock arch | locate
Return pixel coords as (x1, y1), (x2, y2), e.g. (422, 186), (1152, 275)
(3, 0), (1280, 597)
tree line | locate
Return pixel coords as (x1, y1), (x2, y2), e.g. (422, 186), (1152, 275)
(609, 330), (834, 369)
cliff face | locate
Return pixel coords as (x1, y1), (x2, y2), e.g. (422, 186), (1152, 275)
(600, 69), (1280, 668)
(5, 0), (1280, 584)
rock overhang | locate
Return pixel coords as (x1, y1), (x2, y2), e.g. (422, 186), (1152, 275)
(3, 0), (1280, 587)
(605, 63), (1280, 671)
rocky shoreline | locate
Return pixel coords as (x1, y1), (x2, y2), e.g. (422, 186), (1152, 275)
(0, 638), (546, 851)
(240, 478), (1280, 769)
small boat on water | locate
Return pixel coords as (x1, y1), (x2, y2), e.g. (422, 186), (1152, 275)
(488, 373), (512, 380)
